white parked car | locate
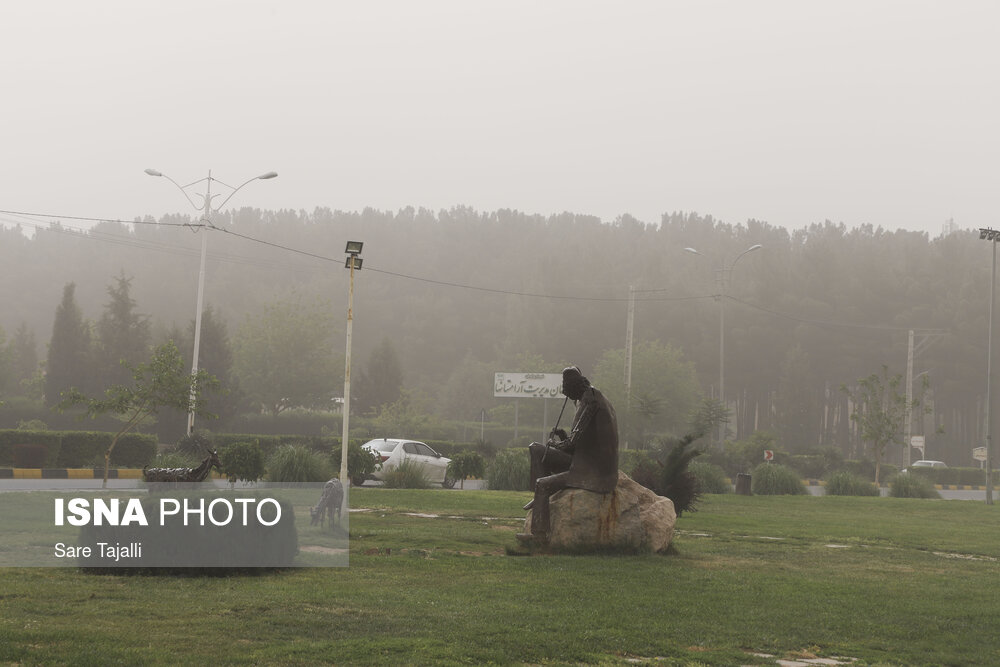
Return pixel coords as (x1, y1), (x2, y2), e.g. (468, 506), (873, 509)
(902, 460), (948, 473)
(359, 438), (455, 488)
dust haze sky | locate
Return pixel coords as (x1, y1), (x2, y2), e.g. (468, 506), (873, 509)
(2, 1), (997, 236)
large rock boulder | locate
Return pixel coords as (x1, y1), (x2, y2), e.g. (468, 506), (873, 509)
(524, 471), (676, 552)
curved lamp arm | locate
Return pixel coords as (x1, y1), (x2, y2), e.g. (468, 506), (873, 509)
(144, 169), (206, 211)
(731, 244), (763, 269)
(212, 172), (278, 212)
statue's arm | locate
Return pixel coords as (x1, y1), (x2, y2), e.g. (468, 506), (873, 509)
(561, 395), (598, 452)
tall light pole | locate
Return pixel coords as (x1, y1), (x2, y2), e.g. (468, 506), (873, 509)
(145, 168), (277, 435)
(684, 244), (762, 445)
(623, 284), (636, 449)
(979, 227), (997, 504)
(341, 241), (363, 490)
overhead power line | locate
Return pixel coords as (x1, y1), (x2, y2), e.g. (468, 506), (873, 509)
(0, 208), (190, 227)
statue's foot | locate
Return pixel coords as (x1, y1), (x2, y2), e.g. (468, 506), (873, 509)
(515, 531), (548, 546)
(522, 499), (534, 511)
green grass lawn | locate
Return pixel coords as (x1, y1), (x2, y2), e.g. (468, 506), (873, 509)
(1, 489), (998, 666)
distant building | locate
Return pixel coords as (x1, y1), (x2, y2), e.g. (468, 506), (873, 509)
(942, 218), (959, 237)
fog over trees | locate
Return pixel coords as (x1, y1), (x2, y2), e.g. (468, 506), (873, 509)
(0, 208), (991, 466)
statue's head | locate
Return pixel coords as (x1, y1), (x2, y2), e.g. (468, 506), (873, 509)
(561, 366), (590, 401)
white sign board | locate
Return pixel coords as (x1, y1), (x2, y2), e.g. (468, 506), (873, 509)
(910, 435), (925, 455)
(973, 446), (988, 462)
(494, 372), (563, 399)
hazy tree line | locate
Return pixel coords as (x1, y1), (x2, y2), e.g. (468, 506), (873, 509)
(0, 208), (992, 466)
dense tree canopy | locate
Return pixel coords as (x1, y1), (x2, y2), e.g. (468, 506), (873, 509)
(1, 208), (994, 465)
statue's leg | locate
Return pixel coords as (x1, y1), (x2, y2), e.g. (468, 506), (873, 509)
(530, 471), (571, 538)
(524, 444), (571, 510)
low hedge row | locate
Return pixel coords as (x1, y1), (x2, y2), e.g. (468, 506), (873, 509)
(0, 430), (157, 468)
(202, 434), (482, 461)
(904, 466), (993, 486)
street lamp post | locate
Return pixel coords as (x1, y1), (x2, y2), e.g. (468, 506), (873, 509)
(684, 244), (762, 445)
(979, 228), (997, 505)
(341, 242), (363, 491)
(145, 168), (277, 435)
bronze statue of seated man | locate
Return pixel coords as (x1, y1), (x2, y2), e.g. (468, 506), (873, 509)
(519, 366), (619, 544)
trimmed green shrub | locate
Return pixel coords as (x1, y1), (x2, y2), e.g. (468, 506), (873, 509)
(750, 463), (808, 495)
(0, 430), (63, 466)
(266, 445), (333, 482)
(487, 448), (531, 491)
(889, 473), (941, 499)
(689, 461), (732, 494)
(381, 459), (431, 489)
(55, 432), (157, 468)
(221, 441), (267, 485)
(13, 443), (48, 467)
(447, 451), (485, 489)
(331, 441), (381, 486)
(825, 470), (879, 497)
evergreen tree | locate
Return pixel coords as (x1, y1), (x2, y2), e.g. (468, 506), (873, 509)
(354, 337), (404, 414)
(95, 273), (151, 387)
(45, 283), (94, 406)
(180, 306), (240, 423)
(232, 296), (340, 416)
(0, 326), (10, 396)
(10, 323), (38, 390)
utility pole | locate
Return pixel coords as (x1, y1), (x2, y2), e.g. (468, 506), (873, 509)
(987, 234), (996, 505)
(904, 329), (914, 468)
(623, 285), (635, 450)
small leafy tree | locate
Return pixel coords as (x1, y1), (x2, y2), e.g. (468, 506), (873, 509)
(447, 451), (485, 489)
(221, 440), (266, 487)
(841, 366), (929, 486)
(60, 341), (219, 488)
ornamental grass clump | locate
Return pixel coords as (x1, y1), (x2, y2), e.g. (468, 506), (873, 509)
(750, 463), (808, 495)
(689, 461), (732, 494)
(889, 472), (941, 499)
(266, 445), (333, 482)
(381, 459), (431, 489)
(824, 470), (879, 497)
(487, 448), (531, 491)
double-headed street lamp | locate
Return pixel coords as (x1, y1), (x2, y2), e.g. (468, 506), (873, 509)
(145, 168), (278, 435)
(341, 242), (363, 490)
(979, 227), (998, 504)
(684, 244), (762, 445)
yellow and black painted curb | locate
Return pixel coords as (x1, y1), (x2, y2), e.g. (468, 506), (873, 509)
(0, 468), (224, 480)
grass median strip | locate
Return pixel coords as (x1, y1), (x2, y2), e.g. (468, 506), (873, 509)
(1, 489), (998, 665)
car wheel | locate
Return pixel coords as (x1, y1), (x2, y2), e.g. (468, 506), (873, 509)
(351, 476), (366, 487)
(441, 474), (457, 489)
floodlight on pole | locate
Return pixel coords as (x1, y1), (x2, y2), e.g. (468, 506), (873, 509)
(980, 228), (996, 505)
(340, 241), (364, 498)
(684, 243), (762, 446)
(145, 167), (277, 435)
